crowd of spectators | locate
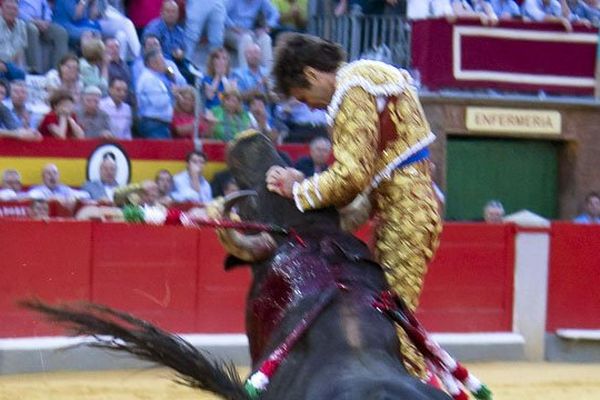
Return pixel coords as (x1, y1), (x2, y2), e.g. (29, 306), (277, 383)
(478, 192), (600, 224)
(391, 0), (600, 28)
(0, 135), (333, 220)
(3, 0), (596, 143)
(0, 0), (329, 144)
(0, 0), (334, 222)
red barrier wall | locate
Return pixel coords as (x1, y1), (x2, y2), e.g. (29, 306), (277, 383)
(91, 223), (201, 332)
(0, 220), (93, 336)
(194, 230), (251, 332)
(547, 222), (600, 331)
(0, 220), (518, 338)
(419, 223), (515, 332)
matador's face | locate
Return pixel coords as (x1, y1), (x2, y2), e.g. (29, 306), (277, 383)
(290, 86), (330, 110)
(290, 68), (336, 110)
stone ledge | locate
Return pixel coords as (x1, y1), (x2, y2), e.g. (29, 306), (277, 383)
(0, 332), (526, 375)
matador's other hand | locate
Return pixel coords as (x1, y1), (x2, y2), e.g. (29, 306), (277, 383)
(266, 166), (304, 198)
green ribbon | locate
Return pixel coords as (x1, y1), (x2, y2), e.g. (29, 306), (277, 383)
(244, 381), (263, 399)
(122, 205), (145, 223)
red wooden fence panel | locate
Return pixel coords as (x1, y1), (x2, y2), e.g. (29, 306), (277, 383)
(418, 223), (516, 332)
(0, 221), (517, 337)
(547, 222), (600, 331)
(0, 220), (93, 336)
(90, 222), (200, 332)
(194, 230), (251, 333)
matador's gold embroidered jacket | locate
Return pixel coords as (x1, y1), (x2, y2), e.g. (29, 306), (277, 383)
(292, 59), (435, 213)
(291, 59), (441, 312)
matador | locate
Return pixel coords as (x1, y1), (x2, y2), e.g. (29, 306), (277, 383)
(267, 33), (442, 375)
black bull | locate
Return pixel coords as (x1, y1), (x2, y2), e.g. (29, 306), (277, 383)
(23, 133), (451, 400)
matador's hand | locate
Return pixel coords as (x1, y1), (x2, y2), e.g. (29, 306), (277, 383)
(266, 166), (304, 198)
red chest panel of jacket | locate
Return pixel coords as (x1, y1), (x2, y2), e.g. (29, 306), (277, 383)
(377, 96), (399, 154)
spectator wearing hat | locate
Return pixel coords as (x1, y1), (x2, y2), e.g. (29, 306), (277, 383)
(38, 89), (84, 138)
(76, 85), (112, 138)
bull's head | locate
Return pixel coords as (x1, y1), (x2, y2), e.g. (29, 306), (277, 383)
(207, 190), (278, 263)
(213, 130), (339, 263)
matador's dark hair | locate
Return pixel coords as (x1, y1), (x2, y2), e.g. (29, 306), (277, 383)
(273, 33), (346, 96)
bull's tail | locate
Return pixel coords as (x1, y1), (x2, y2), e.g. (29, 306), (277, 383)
(20, 299), (249, 400)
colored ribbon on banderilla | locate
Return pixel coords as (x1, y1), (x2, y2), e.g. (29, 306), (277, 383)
(373, 291), (493, 400)
(244, 286), (338, 399)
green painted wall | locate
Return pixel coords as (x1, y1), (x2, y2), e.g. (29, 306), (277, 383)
(446, 137), (559, 221)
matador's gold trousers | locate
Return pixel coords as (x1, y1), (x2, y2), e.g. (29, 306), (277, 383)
(372, 159), (442, 376)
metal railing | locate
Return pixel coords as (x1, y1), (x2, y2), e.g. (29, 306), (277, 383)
(309, 7), (412, 69)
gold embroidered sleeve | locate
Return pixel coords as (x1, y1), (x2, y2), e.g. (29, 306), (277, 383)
(293, 87), (379, 211)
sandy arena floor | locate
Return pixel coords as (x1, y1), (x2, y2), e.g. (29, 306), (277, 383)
(1, 362), (599, 399)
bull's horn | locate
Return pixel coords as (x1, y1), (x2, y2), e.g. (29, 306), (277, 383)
(213, 191), (277, 262)
(217, 229), (277, 262)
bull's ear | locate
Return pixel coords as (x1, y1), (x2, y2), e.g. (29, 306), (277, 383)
(224, 255), (251, 270)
